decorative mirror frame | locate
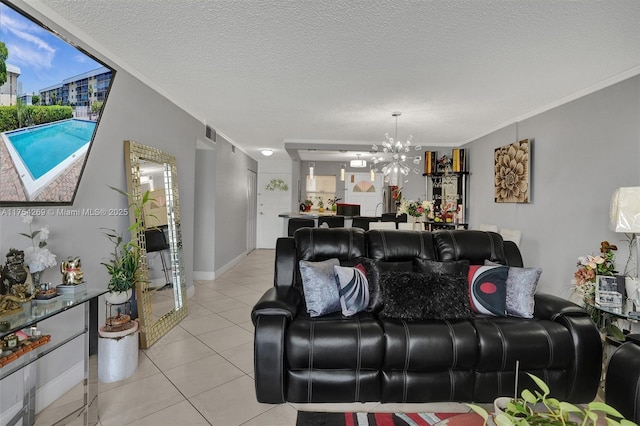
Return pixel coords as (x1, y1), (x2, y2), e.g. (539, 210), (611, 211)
(124, 140), (187, 348)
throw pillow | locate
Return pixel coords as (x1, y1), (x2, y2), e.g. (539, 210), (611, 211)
(506, 267), (542, 318)
(334, 264), (369, 316)
(379, 271), (472, 320)
(413, 258), (470, 277)
(360, 258), (413, 313)
(299, 258), (341, 317)
(468, 265), (509, 316)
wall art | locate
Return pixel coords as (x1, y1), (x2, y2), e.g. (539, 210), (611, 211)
(494, 138), (531, 203)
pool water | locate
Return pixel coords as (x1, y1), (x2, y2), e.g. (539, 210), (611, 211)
(7, 119), (96, 179)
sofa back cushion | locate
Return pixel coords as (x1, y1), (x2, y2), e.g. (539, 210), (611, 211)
(294, 228), (366, 289)
(295, 227), (366, 261)
(366, 230), (437, 261)
(433, 230), (506, 264)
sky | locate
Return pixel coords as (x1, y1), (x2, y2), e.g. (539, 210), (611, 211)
(0, 3), (102, 95)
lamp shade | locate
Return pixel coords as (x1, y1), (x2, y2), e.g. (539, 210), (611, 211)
(610, 187), (640, 232)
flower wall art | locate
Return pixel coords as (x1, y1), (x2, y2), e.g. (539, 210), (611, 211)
(494, 139), (531, 203)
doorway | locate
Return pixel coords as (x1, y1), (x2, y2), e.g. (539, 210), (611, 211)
(343, 172), (384, 216)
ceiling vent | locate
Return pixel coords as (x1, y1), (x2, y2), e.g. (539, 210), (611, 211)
(205, 125), (216, 142)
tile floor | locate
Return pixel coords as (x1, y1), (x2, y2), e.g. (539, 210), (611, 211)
(36, 249), (472, 425)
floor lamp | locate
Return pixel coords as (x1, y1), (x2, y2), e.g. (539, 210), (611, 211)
(610, 187), (640, 305)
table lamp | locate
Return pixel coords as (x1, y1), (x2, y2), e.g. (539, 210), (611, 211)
(610, 187), (640, 306)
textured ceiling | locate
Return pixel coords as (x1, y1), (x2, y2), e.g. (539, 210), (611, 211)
(14, 0), (640, 161)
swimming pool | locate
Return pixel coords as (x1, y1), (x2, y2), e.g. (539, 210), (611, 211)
(2, 119), (96, 200)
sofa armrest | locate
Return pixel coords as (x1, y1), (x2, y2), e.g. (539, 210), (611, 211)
(534, 292), (602, 403)
(251, 287), (300, 325)
(252, 286), (301, 404)
(534, 293), (588, 320)
(275, 237), (296, 288)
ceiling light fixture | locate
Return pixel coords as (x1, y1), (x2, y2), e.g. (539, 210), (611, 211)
(372, 112), (422, 185)
(309, 162), (315, 179)
(370, 165), (375, 182)
(350, 154), (367, 168)
(340, 164), (346, 181)
(261, 149), (274, 157)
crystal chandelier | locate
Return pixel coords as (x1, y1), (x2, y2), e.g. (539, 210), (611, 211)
(372, 112), (422, 185)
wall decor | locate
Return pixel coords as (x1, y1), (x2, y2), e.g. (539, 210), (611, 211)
(494, 139), (531, 203)
(265, 178), (288, 191)
(0, 1), (115, 205)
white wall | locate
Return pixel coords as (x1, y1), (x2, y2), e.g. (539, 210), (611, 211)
(467, 75), (640, 297)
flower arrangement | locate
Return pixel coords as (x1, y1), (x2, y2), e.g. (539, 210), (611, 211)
(397, 199), (433, 219)
(20, 215), (56, 274)
(573, 241), (618, 326)
(438, 155), (451, 172)
(391, 186), (402, 204)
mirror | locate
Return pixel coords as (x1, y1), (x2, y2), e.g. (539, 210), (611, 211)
(0, 0), (115, 204)
(124, 140), (187, 348)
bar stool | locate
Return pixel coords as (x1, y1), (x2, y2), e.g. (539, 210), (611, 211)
(287, 218), (315, 236)
(351, 216), (378, 231)
(144, 226), (171, 288)
(318, 216), (345, 228)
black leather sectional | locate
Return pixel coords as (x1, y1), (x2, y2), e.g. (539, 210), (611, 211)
(251, 228), (602, 404)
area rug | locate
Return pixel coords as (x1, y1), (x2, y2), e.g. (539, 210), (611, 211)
(296, 411), (485, 426)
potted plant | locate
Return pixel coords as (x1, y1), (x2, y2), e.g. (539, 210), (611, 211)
(101, 188), (152, 304)
(303, 199), (313, 212)
(316, 197), (325, 213)
(468, 373), (631, 425)
(328, 197), (341, 212)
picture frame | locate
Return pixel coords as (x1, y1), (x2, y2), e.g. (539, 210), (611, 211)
(596, 275), (623, 307)
(494, 138), (531, 203)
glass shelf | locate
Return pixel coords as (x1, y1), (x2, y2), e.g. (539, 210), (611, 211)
(0, 289), (106, 339)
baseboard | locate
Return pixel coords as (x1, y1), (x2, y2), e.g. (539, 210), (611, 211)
(214, 251), (248, 277)
(194, 251), (249, 281)
(193, 270), (216, 280)
(0, 361), (83, 424)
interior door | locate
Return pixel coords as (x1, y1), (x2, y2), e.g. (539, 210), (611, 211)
(344, 172), (384, 216)
(257, 172), (291, 248)
(247, 169), (257, 252)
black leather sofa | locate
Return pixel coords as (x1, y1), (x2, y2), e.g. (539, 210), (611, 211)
(252, 228), (602, 404)
(605, 337), (640, 423)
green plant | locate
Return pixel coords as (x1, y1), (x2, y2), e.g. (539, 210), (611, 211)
(315, 196), (324, 208)
(304, 199), (313, 207)
(101, 188), (154, 293)
(468, 373), (631, 426)
(265, 178), (288, 191)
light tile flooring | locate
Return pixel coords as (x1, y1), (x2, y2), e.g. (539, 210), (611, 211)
(36, 249), (472, 425)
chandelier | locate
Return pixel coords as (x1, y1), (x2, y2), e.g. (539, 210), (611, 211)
(372, 112), (422, 184)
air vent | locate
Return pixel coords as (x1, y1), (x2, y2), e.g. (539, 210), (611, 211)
(205, 125), (216, 142)
(231, 145), (236, 153)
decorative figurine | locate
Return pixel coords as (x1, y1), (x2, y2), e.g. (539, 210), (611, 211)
(1, 249), (28, 294)
(60, 257), (84, 285)
(0, 249), (33, 315)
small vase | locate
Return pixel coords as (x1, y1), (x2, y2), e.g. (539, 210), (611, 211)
(31, 271), (41, 288)
(413, 222), (423, 231)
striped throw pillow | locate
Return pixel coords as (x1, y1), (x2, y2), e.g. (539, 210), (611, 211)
(334, 264), (369, 316)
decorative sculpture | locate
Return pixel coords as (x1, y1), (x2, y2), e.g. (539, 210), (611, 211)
(0, 249), (33, 315)
(60, 257), (84, 285)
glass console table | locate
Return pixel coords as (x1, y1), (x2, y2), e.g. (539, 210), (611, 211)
(0, 288), (106, 426)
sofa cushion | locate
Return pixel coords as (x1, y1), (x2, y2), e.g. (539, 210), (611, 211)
(334, 264), (369, 316)
(366, 230), (437, 261)
(468, 265), (509, 316)
(360, 258), (412, 313)
(286, 311), (385, 370)
(484, 261), (542, 319)
(379, 271), (473, 320)
(413, 258), (470, 277)
(505, 266), (542, 318)
(434, 230), (506, 264)
(299, 258), (341, 317)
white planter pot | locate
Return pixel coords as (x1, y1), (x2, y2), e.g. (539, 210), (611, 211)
(105, 289), (132, 305)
